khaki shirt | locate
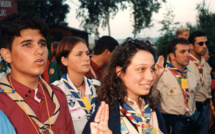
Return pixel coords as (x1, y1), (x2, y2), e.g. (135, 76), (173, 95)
(187, 55), (212, 101)
(156, 68), (198, 115)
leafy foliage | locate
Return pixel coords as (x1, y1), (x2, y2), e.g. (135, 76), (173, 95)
(156, 9), (179, 62)
(129, 0), (165, 38)
(77, 0), (127, 34)
(17, 0), (70, 27)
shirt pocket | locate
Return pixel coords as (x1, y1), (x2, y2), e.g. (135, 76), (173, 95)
(167, 87), (184, 107)
(70, 106), (88, 133)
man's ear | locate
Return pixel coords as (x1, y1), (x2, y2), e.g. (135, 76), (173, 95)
(115, 66), (123, 78)
(189, 43), (194, 50)
(104, 49), (111, 56)
(169, 53), (175, 61)
(0, 48), (12, 63)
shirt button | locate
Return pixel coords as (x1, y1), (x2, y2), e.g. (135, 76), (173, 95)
(78, 116), (81, 119)
(29, 90), (31, 93)
(25, 94), (28, 97)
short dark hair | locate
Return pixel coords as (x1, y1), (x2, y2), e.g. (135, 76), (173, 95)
(0, 13), (48, 51)
(188, 31), (206, 45)
(93, 36), (119, 55)
(56, 36), (86, 74)
(168, 38), (190, 55)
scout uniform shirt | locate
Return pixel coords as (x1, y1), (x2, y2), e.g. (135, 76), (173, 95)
(187, 54), (212, 102)
(156, 68), (198, 115)
(120, 97), (163, 134)
(52, 74), (99, 134)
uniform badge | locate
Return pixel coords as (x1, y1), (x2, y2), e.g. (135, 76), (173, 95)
(49, 68), (54, 74)
(66, 95), (75, 107)
(169, 87), (176, 94)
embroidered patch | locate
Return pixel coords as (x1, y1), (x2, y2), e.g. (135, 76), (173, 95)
(49, 68), (54, 74)
(66, 95), (75, 107)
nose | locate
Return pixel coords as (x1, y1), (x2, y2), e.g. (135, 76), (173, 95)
(35, 43), (45, 55)
(145, 69), (154, 81)
(85, 53), (90, 61)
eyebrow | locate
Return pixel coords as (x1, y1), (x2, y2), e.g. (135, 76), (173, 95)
(20, 39), (46, 44)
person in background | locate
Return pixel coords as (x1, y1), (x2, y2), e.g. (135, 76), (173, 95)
(188, 31), (212, 133)
(0, 13), (74, 133)
(52, 36), (100, 134)
(84, 38), (167, 134)
(176, 27), (190, 40)
(85, 36), (119, 80)
(48, 41), (62, 84)
(156, 38), (198, 133)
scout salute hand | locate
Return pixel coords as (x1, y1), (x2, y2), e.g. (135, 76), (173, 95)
(90, 101), (112, 134)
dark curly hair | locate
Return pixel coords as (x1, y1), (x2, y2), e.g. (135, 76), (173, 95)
(97, 38), (158, 110)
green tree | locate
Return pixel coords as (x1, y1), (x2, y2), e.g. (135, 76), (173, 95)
(77, 0), (126, 35)
(17, 0), (69, 27)
(128, 0), (165, 38)
(156, 9), (179, 61)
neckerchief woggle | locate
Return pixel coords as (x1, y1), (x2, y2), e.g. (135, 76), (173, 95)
(61, 74), (95, 119)
(120, 99), (151, 133)
(167, 62), (191, 107)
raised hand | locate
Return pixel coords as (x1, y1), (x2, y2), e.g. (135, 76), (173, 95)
(90, 101), (112, 134)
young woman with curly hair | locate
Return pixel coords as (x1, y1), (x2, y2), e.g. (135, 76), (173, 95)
(84, 38), (167, 134)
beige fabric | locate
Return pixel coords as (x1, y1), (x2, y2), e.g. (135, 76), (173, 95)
(0, 74), (60, 134)
(120, 98), (163, 134)
(187, 54), (212, 101)
(156, 68), (198, 115)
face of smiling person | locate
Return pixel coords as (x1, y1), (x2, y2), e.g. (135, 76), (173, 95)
(63, 42), (90, 74)
(5, 29), (48, 79)
(120, 50), (155, 101)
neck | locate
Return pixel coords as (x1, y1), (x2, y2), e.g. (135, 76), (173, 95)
(171, 61), (185, 72)
(191, 50), (201, 61)
(67, 70), (85, 88)
(91, 55), (105, 68)
(10, 73), (39, 89)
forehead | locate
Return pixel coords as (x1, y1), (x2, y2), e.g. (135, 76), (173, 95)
(70, 42), (88, 52)
(175, 43), (189, 50)
(129, 50), (154, 66)
(194, 36), (207, 42)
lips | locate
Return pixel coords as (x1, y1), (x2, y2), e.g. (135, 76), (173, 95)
(35, 58), (45, 65)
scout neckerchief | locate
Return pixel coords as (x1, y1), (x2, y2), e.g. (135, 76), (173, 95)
(0, 74), (60, 134)
(190, 54), (204, 86)
(167, 62), (190, 110)
(61, 74), (95, 119)
(119, 99), (152, 134)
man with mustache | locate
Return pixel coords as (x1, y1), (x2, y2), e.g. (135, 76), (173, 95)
(188, 31), (212, 133)
(156, 38), (198, 133)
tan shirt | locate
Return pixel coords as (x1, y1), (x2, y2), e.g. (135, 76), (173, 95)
(187, 54), (212, 101)
(120, 98), (163, 134)
(156, 68), (198, 115)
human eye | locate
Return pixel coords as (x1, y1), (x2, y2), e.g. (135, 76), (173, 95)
(23, 43), (30, 47)
(77, 52), (82, 56)
(39, 42), (47, 47)
(151, 66), (156, 72)
(139, 67), (145, 72)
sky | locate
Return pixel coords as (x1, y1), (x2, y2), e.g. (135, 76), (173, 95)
(65, 0), (215, 40)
